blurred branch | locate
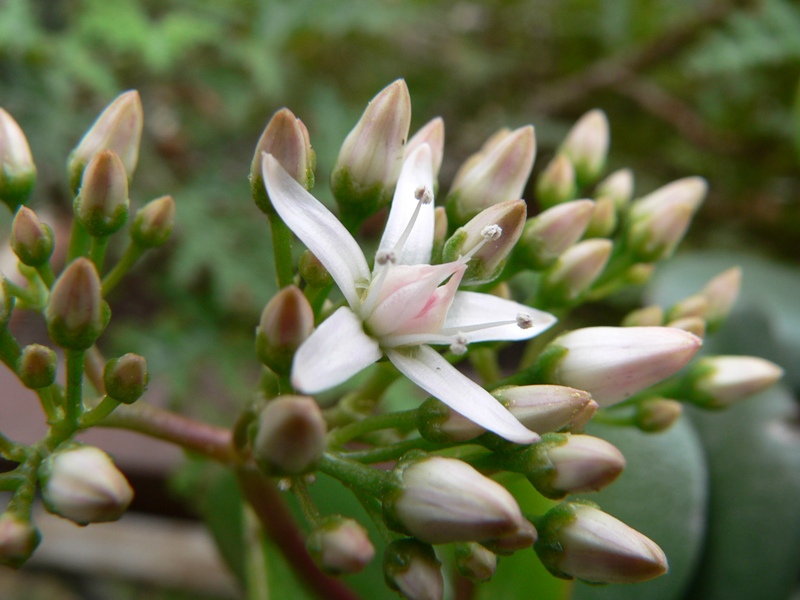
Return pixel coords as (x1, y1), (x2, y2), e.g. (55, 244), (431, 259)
(529, 1), (750, 115)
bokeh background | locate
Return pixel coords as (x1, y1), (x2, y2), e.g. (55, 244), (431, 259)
(1, 0), (799, 598)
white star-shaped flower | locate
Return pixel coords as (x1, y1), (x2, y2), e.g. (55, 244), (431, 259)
(262, 145), (556, 443)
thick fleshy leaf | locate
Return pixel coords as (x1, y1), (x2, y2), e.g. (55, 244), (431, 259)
(263, 154), (370, 308)
(377, 144), (435, 266)
(441, 291), (557, 343)
(385, 345), (538, 444)
(292, 307), (381, 393)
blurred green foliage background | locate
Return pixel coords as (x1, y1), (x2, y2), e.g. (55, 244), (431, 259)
(2, 0), (799, 598)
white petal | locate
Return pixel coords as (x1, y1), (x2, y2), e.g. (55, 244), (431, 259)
(442, 291), (557, 343)
(292, 307), (381, 393)
(386, 346), (538, 444)
(263, 154), (370, 308)
(378, 144), (435, 265)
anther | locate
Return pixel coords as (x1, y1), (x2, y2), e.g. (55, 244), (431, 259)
(481, 224), (502, 241)
(415, 186), (433, 205)
(376, 250), (396, 265)
(449, 334), (469, 355)
(516, 313), (534, 329)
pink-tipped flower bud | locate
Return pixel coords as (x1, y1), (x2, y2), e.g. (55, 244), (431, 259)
(503, 433), (625, 499)
(384, 454), (525, 544)
(383, 538), (443, 600)
(559, 109), (610, 186)
(635, 398), (683, 432)
(0, 108), (36, 210)
(11, 206), (54, 267)
(104, 353), (148, 404)
(17, 343), (57, 389)
(480, 518), (539, 555)
(626, 177), (707, 262)
(45, 258), (109, 350)
(514, 199), (595, 270)
(621, 305), (664, 327)
(298, 250), (333, 289)
(687, 355), (783, 409)
(442, 199), (526, 285)
(256, 286), (315, 376)
(535, 502), (668, 584)
(584, 196), (617, 238)
(0, 513), (41, 568)
(39, 445), (134, 525)
(67, 91), (143, 193)
(74, 149), (130, 237)
(539, 326), (702, 407)
(446, 125), (536, 225)
(666, 316), (706, 338)
(251, 108), (315, 213)
(536, 154), (577, 210)
(666, 294), (708, 322)
(455, 542), (497, 582)
(700, 267), (741, 333)
(306, 516), (375, 575)
(407, 117), (444, 179)
(131, 195), (175, 248)
(253, 395), (326, 474)
(539, 239), (612, 305)
(596, 168), (634, 211)
(331, 80), (411, 223)
(494, 385), (598, 434)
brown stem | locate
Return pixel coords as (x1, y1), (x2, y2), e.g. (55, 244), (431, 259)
(529, 1), (742, 114)
(99, 403), (237, 464)
(236, 468), (361, 600)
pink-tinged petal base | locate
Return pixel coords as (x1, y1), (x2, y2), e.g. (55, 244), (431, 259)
(292, 307), (382, 393)
(386, 345), (539, 444)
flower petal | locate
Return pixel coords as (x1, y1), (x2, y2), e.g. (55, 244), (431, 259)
(441, 291), (557, 343)
(292, 307), (382, 393)
(386, 345), (538, 444)
(378, 144), (435, 265)
(263, 154), (370, 308)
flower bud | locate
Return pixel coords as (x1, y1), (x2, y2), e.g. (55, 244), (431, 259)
(104, 353), (148, 404)
(17, 343), (57, 389)
(384, 454), (525, 544)
(416, 397), (485, 443)
(298, 250), (333, 288)
(535, 502), (668, 583)
(559, 109), (610, 186)
(130, 195), (175, 248)
(621, 305), (664, 327)
(686, 356), (783, 409)
(253, 395), (326, 474)
(446, 125), (535, 225)
(595, 168), (634, 211)
(539, 239), (612, 305)
(441, 200), (526, 285)
(11, 206), (54, 266)
(39, 445), (134, 525)
(306, 516), (375, 575)
(431, 206), (448, 262)
(504, 433), (625, 499)
(626, 177), (707, 262)
(666, 316), (706, 338)
(74, 149), (130, 237)
(256, 286), (314, 375)
(332, 80), (411, 224)
(514, 199), (595, 270)
(493, 385), (597, 433)
(700, 267), (741, 332)
(480, 518), (538, 555)
(539, 153), (580, 212)
(635, 398), (683, 432)
(67, 90), (143, 192)
(666, 294), (708, 322)
(407, 117), (444, 179)
(583, 196), (617, 238)
(251, 108), (315, 213)
(0, 513), (40, 568)
(538, 326), (702, 407)
(0, 276), (15, 328)
(0, 108), (36, 211)
(455, 542), (497, 582)
(383, 538), (443, 600)
(45, 258), (109, 350)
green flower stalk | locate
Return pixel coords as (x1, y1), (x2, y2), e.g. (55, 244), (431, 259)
(67, 90), (143, 193)
(0, 108), (37, 211)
